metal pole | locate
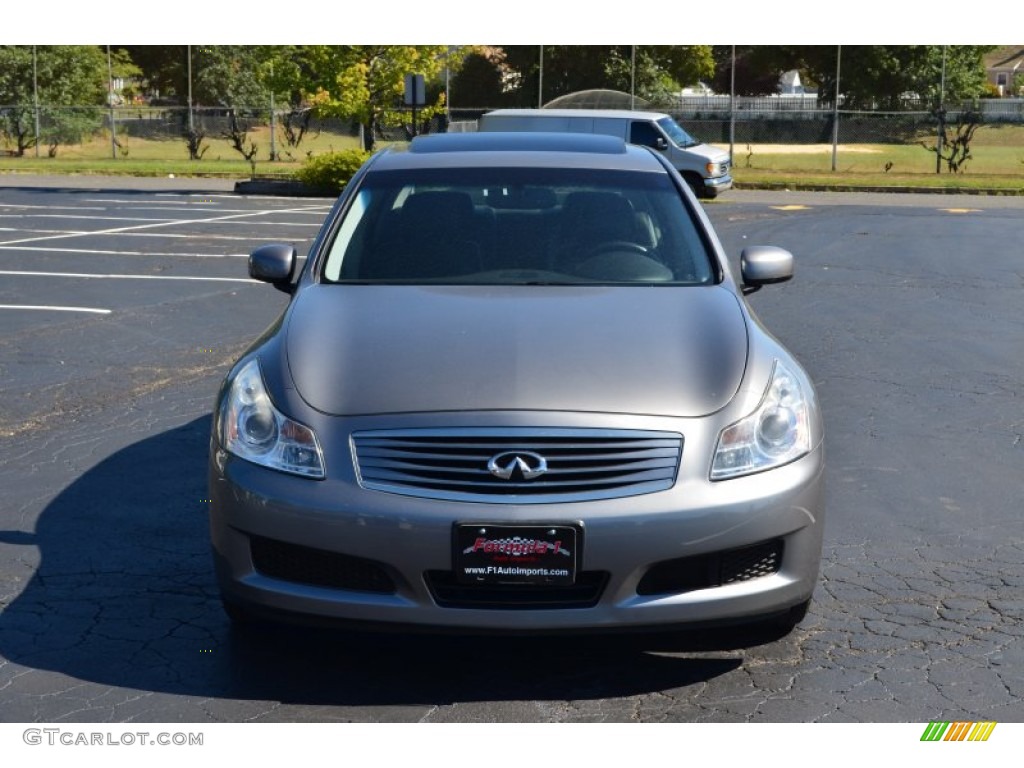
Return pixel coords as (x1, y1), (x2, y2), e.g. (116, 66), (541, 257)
(269, 61), (277, 162)
(445, 45), (452, 124)
(936, 45), (947, 174)
(107, 45), (116, 159)
(630, 45), (636, 110)
(187, 45), (194, 136)
(831, 45), (841, 172)
(538, 46), (544, 108)
(729, 45), (736, 168)
(32, 46), (40, 158)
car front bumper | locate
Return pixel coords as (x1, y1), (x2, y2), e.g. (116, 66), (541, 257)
(209, 411), (824, 633)
(703, 173), (734, 196)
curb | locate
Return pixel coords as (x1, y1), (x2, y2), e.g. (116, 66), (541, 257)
(234, 179), (333, 197)
(733, 182), (1024, 196)
(3, 172), (1018, 198)
(235, 178), (1024, 198)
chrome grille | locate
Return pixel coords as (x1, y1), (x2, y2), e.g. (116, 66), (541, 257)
(352, 428), (682, 503)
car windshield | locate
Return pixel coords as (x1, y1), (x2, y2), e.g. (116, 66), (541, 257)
(656, 117), (699, 148)
(321, 167), (716, 285)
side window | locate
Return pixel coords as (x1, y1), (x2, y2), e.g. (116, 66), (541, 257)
(629, 121), (662, 148)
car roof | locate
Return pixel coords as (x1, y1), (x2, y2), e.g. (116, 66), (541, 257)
(484, 108), (672, 121)
(369, 132), (667, 173)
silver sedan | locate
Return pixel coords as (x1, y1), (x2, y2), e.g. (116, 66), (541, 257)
(209, 132), (824, 635)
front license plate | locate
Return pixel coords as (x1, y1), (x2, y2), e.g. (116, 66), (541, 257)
(454, 524), (578, 586)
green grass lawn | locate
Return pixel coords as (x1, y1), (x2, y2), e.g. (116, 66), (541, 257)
(2, 122), (1022, 192)
(721, 124), (1024, 191)
(731, 142), (1023, 175)
(0, 125), (364, 177)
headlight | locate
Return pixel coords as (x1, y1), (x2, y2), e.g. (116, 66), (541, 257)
(220, 358), (325, 478)
(711, 360), (810, 480)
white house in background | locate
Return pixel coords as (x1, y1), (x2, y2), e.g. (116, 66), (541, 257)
(680, 81), (716, 97)
(985, 46), (1024, 96)
(778, 70), (806, 95)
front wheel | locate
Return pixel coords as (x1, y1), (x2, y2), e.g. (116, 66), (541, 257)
(222, 597), (260, 627)
(683, 173), (706, 199)
(766, 598), (811, 633)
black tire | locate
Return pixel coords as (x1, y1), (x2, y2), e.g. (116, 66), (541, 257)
(221, 598), (259, 627)
(769, 598), (811, 633)
(683, 173), (706, 199)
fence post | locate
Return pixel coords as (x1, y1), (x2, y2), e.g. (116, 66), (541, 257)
(107, 45), (117, 160)
(936, 46), (947, 174)
(32, 46), (40, 158)
(729, 45), (735, 168)
(831, 45), (841, 172)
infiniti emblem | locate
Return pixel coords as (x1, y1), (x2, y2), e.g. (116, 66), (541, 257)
(487, 451), (548, 481)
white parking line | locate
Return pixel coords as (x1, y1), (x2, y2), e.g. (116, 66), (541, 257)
(0, 304), (111, 314)
(0, 204), (107, 211)
(0, 228), (264, 242)
(0, 214), (322, 229)
(0, 245), (248, 258)
(0, 269), (259, 283)
(83, 198), (219, 205)
(0, 214), (183, 224)
(85, 199), (331, 215)
(0, 205), (329, 248)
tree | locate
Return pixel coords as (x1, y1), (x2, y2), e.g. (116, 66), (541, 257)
(189, 45), (275, 162)
(306, 46), (467, 150)
(710, 46), (800, 96)
(921, 108), (982, 173)
(605, 46), (715, 104)
(0, 45), (108, 156)
(720, 45), (991, 107)
(448, 47), (510, 109)
(259, 45), (328, 157)
(477, 46), (715, 108)
(712, 46), (993, 108)
(118, 45), (188, 102)
(191, 45), (269, 109)
(0, 46), (38, 154)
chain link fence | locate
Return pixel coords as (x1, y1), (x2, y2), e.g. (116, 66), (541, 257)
(0, 105), (458, 161)
(448, 98), (1024, 177)
(451, 99), (1024, 143)
(0, 106), (374, 161)
(3, 100), (1023, 176)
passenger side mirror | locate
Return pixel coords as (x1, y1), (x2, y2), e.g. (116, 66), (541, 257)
(740, 246), (793, 294)
(249, 243), (297, 294)
(654, 137), (669, 151)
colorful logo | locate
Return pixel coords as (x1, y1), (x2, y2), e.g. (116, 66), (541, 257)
(464, 535), (570, 558)
(921, 722), (997, 742)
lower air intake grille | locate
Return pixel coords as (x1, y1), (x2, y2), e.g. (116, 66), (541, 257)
(636, 539), (784, 596)
(425, 570), (609, 609)
(250, 535), (396, 594)
(352, 428), (682, 503)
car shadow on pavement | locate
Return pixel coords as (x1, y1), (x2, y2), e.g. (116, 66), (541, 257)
(0, 416), (789, 710)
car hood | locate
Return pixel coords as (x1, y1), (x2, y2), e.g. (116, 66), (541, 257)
(285, 284), (748, 418)
(686, 142), (730, 164)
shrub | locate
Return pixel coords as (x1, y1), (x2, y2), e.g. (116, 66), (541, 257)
(297, 149), (371, 194)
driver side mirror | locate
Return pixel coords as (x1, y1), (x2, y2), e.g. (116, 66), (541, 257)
(249, 243), (297, 294)
(740, 246), (794, 294)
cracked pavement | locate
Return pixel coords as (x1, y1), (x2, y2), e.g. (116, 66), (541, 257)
(0, 183), (1021, 722)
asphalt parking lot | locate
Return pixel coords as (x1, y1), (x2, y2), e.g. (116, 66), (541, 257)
(0, 177), (1021, 722)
